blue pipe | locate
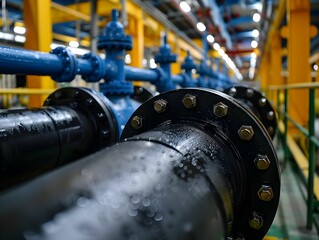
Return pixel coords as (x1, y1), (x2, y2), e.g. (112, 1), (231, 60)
(125, 66), (159, 82)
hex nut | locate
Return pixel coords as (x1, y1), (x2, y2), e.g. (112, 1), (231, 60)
(258, 185), (274, 201)
(267, 111), (275, 121)
(228, 87), (237, 97)
(249, 212), (264, 230)
(154, 99), (168, 113)
(254, 155), (271, 170)
(258, 97), (267, 107)
(213, 102), (228, 117)
(246, 88), (254, 98)
(182, 94), (196, 108)
(131, 116), (143, 129)
(267, 126), (274, 135)
(238, 125), (254, 140)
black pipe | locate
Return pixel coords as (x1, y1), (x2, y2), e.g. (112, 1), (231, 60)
(0, 106), (94, 189)
(0, 87), (118, 190)
(0, 122), (240, 239)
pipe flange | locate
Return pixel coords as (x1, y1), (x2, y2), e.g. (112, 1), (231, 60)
(224, 86), (277, 139)
(81, 53), (105, 82)
(44, 87), (118, 149)
(121, 88), (280, 240)
(50, 47), (78, 82)
(132, 86), (154, 103)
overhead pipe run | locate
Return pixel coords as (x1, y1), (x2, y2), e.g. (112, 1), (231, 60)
(0, 88), (280, 240)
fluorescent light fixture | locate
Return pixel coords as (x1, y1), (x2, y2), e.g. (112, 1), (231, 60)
(180, 1), (191, 13)
(14, 35), (26, 43)
(125, 54), (131, 64)
(196, 22), (206, 32)
(213, 43), (220, 50)
(69, 40), (79, 48)
(252, 29), (259, 38)
(253, 13), (261, 23)
(0, 32), (14, 40)
(251, 52), (257, 58)
(13, 26), (26, 34)
(207, 34), (214, 43)
(314, 64), (318, 71)
(251, 40), (258, 48)
(218, 48), (225, 56)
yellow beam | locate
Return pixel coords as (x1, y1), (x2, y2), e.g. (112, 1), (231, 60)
(0, 88), (55, 95)
(270, 31), (283, 87)
(25, 0), (56, 107)
(285, 0), (311, 125)
(51, 2), (91, 22)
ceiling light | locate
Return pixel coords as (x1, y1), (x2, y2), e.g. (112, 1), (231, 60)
(252, 29), (259, 38)
(180, 1), (191, 13)
(253, 13), (261, 23)
(251, 40), (258, 48)
(207, 34), (215, 43)
(251, 52), (257, 58)
(218, 48), (225, 56)
(314, 64), (318, 71)
(213, 43), (220, 50)
(69, 40), (79, 48)
(14, 35), (26, 43)
(13, 26), (26, 34)
(125, 54), (131, 64)
(196, 22), (206, 32)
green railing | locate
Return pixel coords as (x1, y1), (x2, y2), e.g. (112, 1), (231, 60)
(267, 83), (319, 232)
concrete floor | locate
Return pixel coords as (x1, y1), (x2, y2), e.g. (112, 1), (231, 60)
(265, 160), (319, 240)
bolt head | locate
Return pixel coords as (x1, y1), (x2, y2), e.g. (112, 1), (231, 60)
(254, 155), (271, 170)
(258, 185), (274, 201)
(213, 102), (228, 117)
(238, 125), (254, 140)
(154, 99), (168, 113)
(131, 116), (143, 129)
(182, 94), (196, 108)
(258, 97), (267, 107)
(246, 88), (254, 98)
(228, 87), (237, 97)
(267, 111), (275, 121)
(267, 126), (274, 135)
(249, 213), (264, 230)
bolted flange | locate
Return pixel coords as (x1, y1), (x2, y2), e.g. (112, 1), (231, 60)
(249, 212), (264, 230)
(238, 125), (254, 140)
(131, 116), (143, 129)
(257, 185), (274, 201)
(213, 102), (228, 118)
(254, 155), (271, 170)
(154, 99), (168, 113)
(182, 94), (196, 108)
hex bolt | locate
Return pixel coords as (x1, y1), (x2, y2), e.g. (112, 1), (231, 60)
(254, 155), (271, 170)
(258, 97), (267, 107)
(213, 102), (228, 117)
(182, 94), (196, 108)
(267, 111), (275, 121)
(238, 125), (254, 140)
(246, 88), (254, 98)
(249, 212), (264, 230)
(154, 99), (168, 113)
(267, 127), (274, 135)
(131, 115), (143, 129)
(228, 87), (237, 97)
(257, 185), (274, 201)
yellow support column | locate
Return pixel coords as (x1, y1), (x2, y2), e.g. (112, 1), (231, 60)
(260, 50), (270, 90)
(24, 0), (55, 107)
(129, 8), (144, 69)
(285, 0), (311, 125)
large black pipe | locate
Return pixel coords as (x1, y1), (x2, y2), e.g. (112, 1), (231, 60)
(0, 122), (239, 239)
(0, 106), (94, 189)
(0, 87), (118, 190)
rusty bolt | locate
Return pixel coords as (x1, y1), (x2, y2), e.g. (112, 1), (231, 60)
(182, 94), (196, 108)
(131, 116), (143, 129)
(238, 125), (254, 140)
(258, 185), (274, 202)
(154, 99), (168, 113)
(249, 212), (264, 230)
(213, 102), (228, 118)
(254, 155), (271, 170)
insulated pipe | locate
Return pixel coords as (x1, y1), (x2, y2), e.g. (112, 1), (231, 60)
(0, 89), (280, 240)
